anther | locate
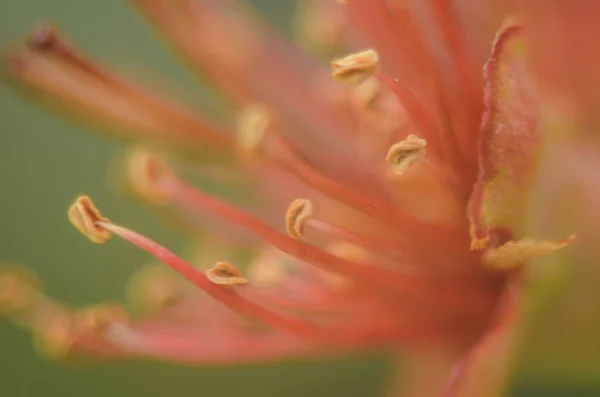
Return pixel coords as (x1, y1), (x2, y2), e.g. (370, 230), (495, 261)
(126, 148), (173, 205)
(285, 199), (313, 240)
(126, 264), (182, 314)
(75, 302), (129, 332)
(205, 261), (248, 286)
(68, 195), (111, 243)
(331, 49), (379, 86)
(32, 309), (76, 359)
(247, 248), (286, 288)
(386, 135), (427, 175)
(0, 265), (40, 315)
(236, 104), (276, 158)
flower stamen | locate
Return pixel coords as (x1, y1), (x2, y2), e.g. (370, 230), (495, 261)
(0, 265), (41, 315)
(162, 182), (492, 313)
(31, 308), (76, 359)
(205, 261), (249, 286)
(75, 302), (129, 332)
(285, 198), (313, 240)
(6, 26), (231, 152)
(331, 49), (379, 85)
(386, 135), (427, 175)
(126, 264), (184, 315)
(285, 200), (410, 259)
(247, 247), (287, 288)
(126, 148), (173, 205)
(271, 137), (403, 225)
(67, 198), (321, 336)
(236, 103), (276, 159)
(68, 195), (111, 243)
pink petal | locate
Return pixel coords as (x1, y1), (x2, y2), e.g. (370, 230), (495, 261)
(467, 19), (541, 248)
(517, 0), (600, 128)
(443, 272), (522, 397)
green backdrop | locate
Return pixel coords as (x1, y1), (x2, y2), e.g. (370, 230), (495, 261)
(0, 1), (598, 396)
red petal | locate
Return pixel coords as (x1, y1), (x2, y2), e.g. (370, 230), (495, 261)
(443, 273), (522, 397)
(468, 19), (541, 249)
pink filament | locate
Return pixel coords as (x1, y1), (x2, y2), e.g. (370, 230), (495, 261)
(97, 221), (321, 338)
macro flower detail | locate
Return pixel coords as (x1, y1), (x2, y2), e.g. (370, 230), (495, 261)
(205, 262), (249, 287)
(331, 48), (379, 85)
(285, 198), (313, 240)
(68, 195), (112, 244)
(466, 20), (539, 251)
(1, 1), (582, 396)
(385, 134), (427, 176)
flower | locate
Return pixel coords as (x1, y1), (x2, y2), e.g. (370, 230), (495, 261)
(0, 1), (583, 396)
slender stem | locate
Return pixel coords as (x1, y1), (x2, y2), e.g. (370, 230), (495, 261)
(98, 221), (321, 338)
(165, 179), (496, 314)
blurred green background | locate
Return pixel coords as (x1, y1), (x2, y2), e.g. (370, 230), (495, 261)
(0, 1), (598, 396)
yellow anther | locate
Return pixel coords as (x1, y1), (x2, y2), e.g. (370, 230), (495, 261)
(386, 135), (427, 175)
(32, 310), (76, 359)
(126, 148), (173, 205)
(126, 264), (181, 315)
(247, 248), (286, 287)
(68, 195), (111, 244)
(205, 261), (248, 286)
(285, 199), (313, 240)
(76, 302), (129, 332)
(236, 104), (276, 158)
(331, 49), (379, 86)
(0, 265), (40, 315)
